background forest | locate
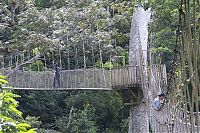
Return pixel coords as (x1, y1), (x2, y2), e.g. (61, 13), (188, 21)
(1, 0), (197, 132)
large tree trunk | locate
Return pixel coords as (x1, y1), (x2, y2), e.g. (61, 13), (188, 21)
(128, 6), (150, 133)
(129, 102), (149, 133)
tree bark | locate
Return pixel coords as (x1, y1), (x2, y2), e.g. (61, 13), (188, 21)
(128, 6), (150, 133)
(129, 102), (149, 133)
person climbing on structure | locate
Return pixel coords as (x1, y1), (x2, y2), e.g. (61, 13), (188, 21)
(152, 92), (166, 111)
(53, 63), (60, 88)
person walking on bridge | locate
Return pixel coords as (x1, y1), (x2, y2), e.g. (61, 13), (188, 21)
(53, 63), (61, 88)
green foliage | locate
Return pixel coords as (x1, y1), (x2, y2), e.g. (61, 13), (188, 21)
(17, 91), (69, 128)
(147, 0), (179, 65)
(34, 0), (52, 8)
(16, 90), (128, 132)
(0, 75), (36, 133)
(1, 0), (134, 69)
(23, 116), (42, 128)
(95, 60), (104, 68)
(23, 60), (45, 71)
(67, 104), (98, 133)
(64, 91), (127, 132)
(120, 118), (129, 133)
(30, 60), (45, 71)
(95, 60), (115, 69)
(103, 61), (113, 69)
(0, 77), (8, 85)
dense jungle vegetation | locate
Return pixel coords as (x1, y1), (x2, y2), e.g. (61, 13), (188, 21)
(0, 0), (199, 132)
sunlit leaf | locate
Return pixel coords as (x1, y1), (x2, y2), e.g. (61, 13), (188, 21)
(17, 123), (31, 128)
(9, 106), (22, 116)
(0, 75), (6, 79)
(4, 93), (21, 98)
(25, 128), (37, 133)
(0, 79), (8, 84)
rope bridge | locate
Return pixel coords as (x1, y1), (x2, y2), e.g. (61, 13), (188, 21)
(1, 66), (141, 90)
(0, 51), (142, 90)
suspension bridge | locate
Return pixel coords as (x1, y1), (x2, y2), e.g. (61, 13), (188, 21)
(0, 6), (199, 133)
(1, 50), (141, 90)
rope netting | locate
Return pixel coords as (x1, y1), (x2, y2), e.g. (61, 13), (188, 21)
(149, 64), (200, 133)
(148, 0), (200, 131)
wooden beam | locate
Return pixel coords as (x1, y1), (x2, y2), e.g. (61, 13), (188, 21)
(129, 90), (138, 99)
(124, 102), (138, 106)
(2, 87), (113, 91)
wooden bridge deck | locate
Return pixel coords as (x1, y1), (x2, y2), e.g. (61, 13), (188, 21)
(1, 66), (142, 90)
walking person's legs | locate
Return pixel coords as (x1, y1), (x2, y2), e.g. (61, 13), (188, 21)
(58, 76), (60, 88)
(53, 76), (56, 88)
